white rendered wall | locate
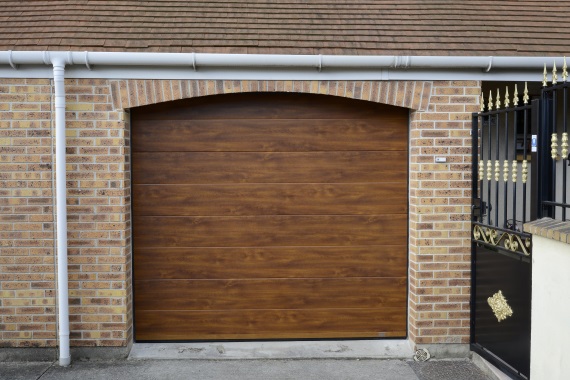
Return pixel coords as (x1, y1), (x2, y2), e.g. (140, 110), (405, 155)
(531, 235), (570, 379)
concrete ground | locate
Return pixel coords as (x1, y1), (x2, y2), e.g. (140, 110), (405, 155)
(0, 358), (494, 380)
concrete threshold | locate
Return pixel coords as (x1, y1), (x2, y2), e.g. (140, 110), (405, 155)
(129, 340), (414, 360)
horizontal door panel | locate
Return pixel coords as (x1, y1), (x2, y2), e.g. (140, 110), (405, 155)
(133, 183), (408, 216)
(135, 277), (407, 311)
(132, 119), (407, 152)
(134, 245), (408, 280)
(132, 151), (408, 184)
(133, 214), (408, 247)
(131, 93), (409, 121)
(135, 308), (407, 341)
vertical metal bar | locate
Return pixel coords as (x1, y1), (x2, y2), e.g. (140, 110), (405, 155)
(480, 115), (486, 222)
(504, 109), (509, 228)
(552, 89), (558, 218)
(495, 112), (500, 226)
(532, 98), (542, 220)
(523, 106), (528, 223)
(487, 112), (492, 225)
(512, 108), (518, 230)
(563, 84), (567, 220)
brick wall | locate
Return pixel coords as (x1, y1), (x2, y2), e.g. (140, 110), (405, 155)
(0, 78), (130, 348)
(409, 81), (480, 344)
(0, 78), (479, 350)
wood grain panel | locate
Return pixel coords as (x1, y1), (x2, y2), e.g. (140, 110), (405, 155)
(133, 215), (408, 248)
(135, 277), (406, 311)
(133, 246), (408, 280)
(132, 92), (409, 341)
(135, 308), (407, 341)
(132, 151), (408, 184)
(132, 119), (407, 152)
(132, 183), (408, 216)
(131, 93), (409, 121)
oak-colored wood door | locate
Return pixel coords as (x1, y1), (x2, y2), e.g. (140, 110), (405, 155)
(132, 93), (408, 341)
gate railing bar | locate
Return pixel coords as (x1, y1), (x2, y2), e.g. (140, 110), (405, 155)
(530, 98), (540, 222)
(540, 61), (570, 221)
(503, 88), (510, 229)
(479, 89), (534, 231)
(562, 67), (570, 220)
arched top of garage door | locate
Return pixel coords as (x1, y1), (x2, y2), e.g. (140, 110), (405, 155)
(131, 92), (409, 153)
(111, 80), (432, 111)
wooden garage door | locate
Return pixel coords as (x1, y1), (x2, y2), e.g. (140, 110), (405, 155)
(132, 93), (408, 341)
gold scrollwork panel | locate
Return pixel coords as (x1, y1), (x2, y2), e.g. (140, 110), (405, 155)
(473, 225), (531, 256)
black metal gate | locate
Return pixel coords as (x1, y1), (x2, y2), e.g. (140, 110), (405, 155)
(471, 85), (536, 379)
(471, 63), (570, 379)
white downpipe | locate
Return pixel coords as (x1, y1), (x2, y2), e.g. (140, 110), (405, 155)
(0, 51), (564, 71)
(52, 56), (71, 367)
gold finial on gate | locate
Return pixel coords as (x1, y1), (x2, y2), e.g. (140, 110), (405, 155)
(504, 86), (510, 108)
(522, 160), (528, 184)
(487, 160), (492, 181)
(496, 88), (501, 109)
(562, 132), (569, 158)
(503, 160), (509, 182)
(563, 57), (568, 82)
(513, 84), (519, 106)
(552, 61), (558, 85)
(512, 160), (518, 183)
(495, 160), (500, 182)
(479, 160), (485, 181)
(543, 63), (548, 87)
(551, 133), (559, 160)
(523, 82), (529, 104)
(480, 92), (485, 112)
(488, 90), (493, 110)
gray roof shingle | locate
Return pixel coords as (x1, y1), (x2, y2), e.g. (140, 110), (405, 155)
(0, 1), (568, 55)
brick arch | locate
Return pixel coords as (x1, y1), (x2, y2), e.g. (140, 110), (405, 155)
(110, 79), (433, 111)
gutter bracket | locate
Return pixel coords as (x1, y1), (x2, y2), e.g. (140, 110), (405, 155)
(191, 52), (197, 71)
(8, 50), (18, 70)
(42, 51), (51, 66)
(84, 51), (92, 70)
(485, 57), (493, 72)
(318, 54), (322, 72)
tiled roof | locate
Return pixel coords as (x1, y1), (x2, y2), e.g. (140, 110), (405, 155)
(0, 1), (568, 55)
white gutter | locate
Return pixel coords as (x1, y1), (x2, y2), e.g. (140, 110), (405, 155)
(0, 51), (563, 70)
(51, 53), (71, 367)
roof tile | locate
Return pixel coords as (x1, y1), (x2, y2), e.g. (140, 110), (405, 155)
(0, 1), (567, 55)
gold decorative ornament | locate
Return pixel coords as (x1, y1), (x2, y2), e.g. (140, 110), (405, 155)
(494, 160), (500, 182)
(512, 160), (518, 183)
(480, 92), (485, 112)
(563, 57), (568, 82)
(503, 160), (509, 182)
(523, 82), (529, 104)
(562, 132), (568, 158)
(479, 160), (485, 181)
(472, 224), (532, 256)
(522, 160), (528, 184)
(552, 61), (558, 85)
(487, 160), (492, 181)
(496, 88), (501, 109)
(504, 86), (510, 108)
(513, 84), (519, 106)
(543, 63), (548, 87)
(488, 90), (493, 111)
(552, 133), (559, 160)
(488, 290), (513, 322)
